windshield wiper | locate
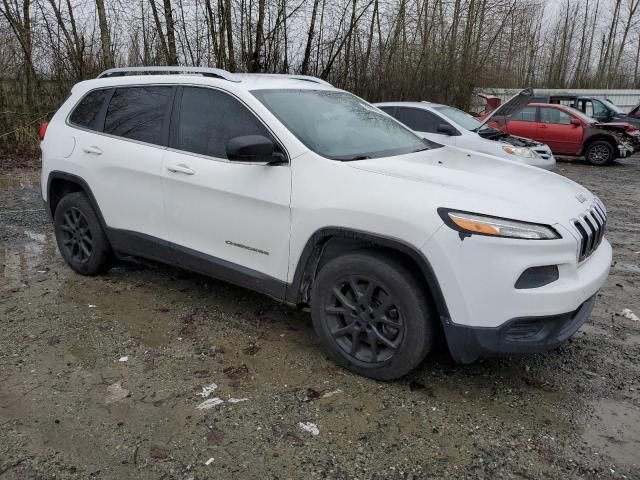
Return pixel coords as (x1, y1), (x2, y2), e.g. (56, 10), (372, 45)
(413, 146), (430, 153)
(341, 155), (372, 161)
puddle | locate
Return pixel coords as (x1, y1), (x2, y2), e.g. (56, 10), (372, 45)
(583, 399), (640, 470)
(1, 232), (58, 283)
(0, 169), (40, 191)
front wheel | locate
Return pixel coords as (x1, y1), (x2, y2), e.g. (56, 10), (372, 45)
(54, 192), (112, 275)
(310, 251), (434, 380)
(585, 140), (615, 166)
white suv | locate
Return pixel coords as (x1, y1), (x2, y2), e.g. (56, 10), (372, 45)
(41, 67), (612, 380)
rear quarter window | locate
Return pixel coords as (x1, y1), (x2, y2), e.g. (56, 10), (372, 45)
(69, 89), (110, 130)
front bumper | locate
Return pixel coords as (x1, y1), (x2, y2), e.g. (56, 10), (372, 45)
(422, 222), (612, 362)
(443, 295), (596, 363)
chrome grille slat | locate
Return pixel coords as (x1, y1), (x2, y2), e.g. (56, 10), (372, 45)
(573, 198), (607, 262)
(583, 216), (596, 253)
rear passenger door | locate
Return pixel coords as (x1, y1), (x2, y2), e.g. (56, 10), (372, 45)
(70, 85), (174, 257)
(504, 106), (538, 139)
(161, 86), (291, 294)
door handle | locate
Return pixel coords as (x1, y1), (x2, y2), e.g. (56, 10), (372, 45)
(83, 146), (103, 155)
(539, 124), (547, 129)
(167, 164), (195, 175)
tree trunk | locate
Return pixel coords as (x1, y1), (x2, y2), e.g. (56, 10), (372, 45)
(224, 0), (236, 70)
(95, 0), (113, 68)
(301, 0), (320, 75)
(249, 0), (265, 72)
(163, 0), (178, 64)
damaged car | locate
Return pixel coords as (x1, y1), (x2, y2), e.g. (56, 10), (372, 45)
(479, 91), (640, 165)
(375, 90), (555, 170)
(531, 94), (640, 130)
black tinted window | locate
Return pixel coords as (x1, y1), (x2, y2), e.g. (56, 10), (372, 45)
(177, 87), (270, 158)
(395, 107), (441, 133)
(69, 89), (109, 130)
(511, 106), (537, 122)
(104, 86), (172, 145)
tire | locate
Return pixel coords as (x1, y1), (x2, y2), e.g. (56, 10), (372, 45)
(310, 251), (434, 380)
(54, 192), (112, 275)
(585, 140), (615, 166)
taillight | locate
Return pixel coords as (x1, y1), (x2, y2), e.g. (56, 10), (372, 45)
(39, 122), (48, 141)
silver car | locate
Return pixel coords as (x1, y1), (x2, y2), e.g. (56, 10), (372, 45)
(375, 92), (556, 170)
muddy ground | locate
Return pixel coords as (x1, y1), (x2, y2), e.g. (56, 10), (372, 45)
(1, 157), (639, 480)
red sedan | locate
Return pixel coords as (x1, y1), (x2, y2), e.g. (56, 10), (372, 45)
(486, 102), (640, 165)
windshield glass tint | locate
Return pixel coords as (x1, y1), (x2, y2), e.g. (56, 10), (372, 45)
(601, 99), (624, 114)
(252, 89), (428, 160)
(567, 107), (596, 123)
(434, 106), (482, 131)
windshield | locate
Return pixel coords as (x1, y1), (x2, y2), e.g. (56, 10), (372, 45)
(601, 99), (625, 114)
(434, 105), (483, 131)
(567, 106), (596, 123)
(252, 89), (429, 160)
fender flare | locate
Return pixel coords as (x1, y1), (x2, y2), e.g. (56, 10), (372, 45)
(46, 171), (110, 235)
(286, 227), (451, 324)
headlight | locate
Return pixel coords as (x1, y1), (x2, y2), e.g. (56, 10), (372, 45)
(438, 209), (560, 240)
(502, 146), (538, 158)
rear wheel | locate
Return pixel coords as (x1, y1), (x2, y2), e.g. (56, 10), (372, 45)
(311, 251), (434, 380)
(585, 140), (615, 166)
(54, 192), (112, 275)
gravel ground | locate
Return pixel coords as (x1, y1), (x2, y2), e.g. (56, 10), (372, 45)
(1, 157), (639, 480)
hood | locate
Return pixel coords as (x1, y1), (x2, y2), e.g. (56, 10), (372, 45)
(476, 88), (533, 128)
(347, 146), (592, 224)
(592, 121), (636, 133)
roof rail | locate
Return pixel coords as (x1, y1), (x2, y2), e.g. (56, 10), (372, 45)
(285, 75), (332, 86)
(238, 73), (332, 87)
(97, 66), (241, 82)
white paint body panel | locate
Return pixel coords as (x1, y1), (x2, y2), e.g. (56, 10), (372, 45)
(161, 150), (291, 280)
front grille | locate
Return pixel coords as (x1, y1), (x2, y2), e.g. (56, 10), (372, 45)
(573, 198), (607, 262)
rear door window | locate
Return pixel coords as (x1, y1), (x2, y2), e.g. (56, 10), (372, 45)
(395, 107), (441, 133)
(175, 87), (271, 159)
(510, 106), (537, 122)
(69, 89), (110, 130)
(104, 86), (173, 145)
(540, 108), (572, 125)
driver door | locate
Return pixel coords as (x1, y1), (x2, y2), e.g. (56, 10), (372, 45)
(161, 86), (291, 293)
(536, 107), (583, 155)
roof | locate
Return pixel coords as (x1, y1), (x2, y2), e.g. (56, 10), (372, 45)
(73, 68), (336, 94)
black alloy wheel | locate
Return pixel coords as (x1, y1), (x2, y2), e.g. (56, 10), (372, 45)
(311, 251), (434, 380)
(60, 207), (93, 264)
(325, 275), (404, 364)
(54, 192), (112, 275)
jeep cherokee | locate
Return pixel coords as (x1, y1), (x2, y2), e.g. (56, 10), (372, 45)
(40, 67), (612, 380)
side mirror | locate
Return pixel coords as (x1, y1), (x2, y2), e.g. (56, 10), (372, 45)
(437, 123), (457, 136)
(227, 135), (279, 163)
(569, 118), (581, 127)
